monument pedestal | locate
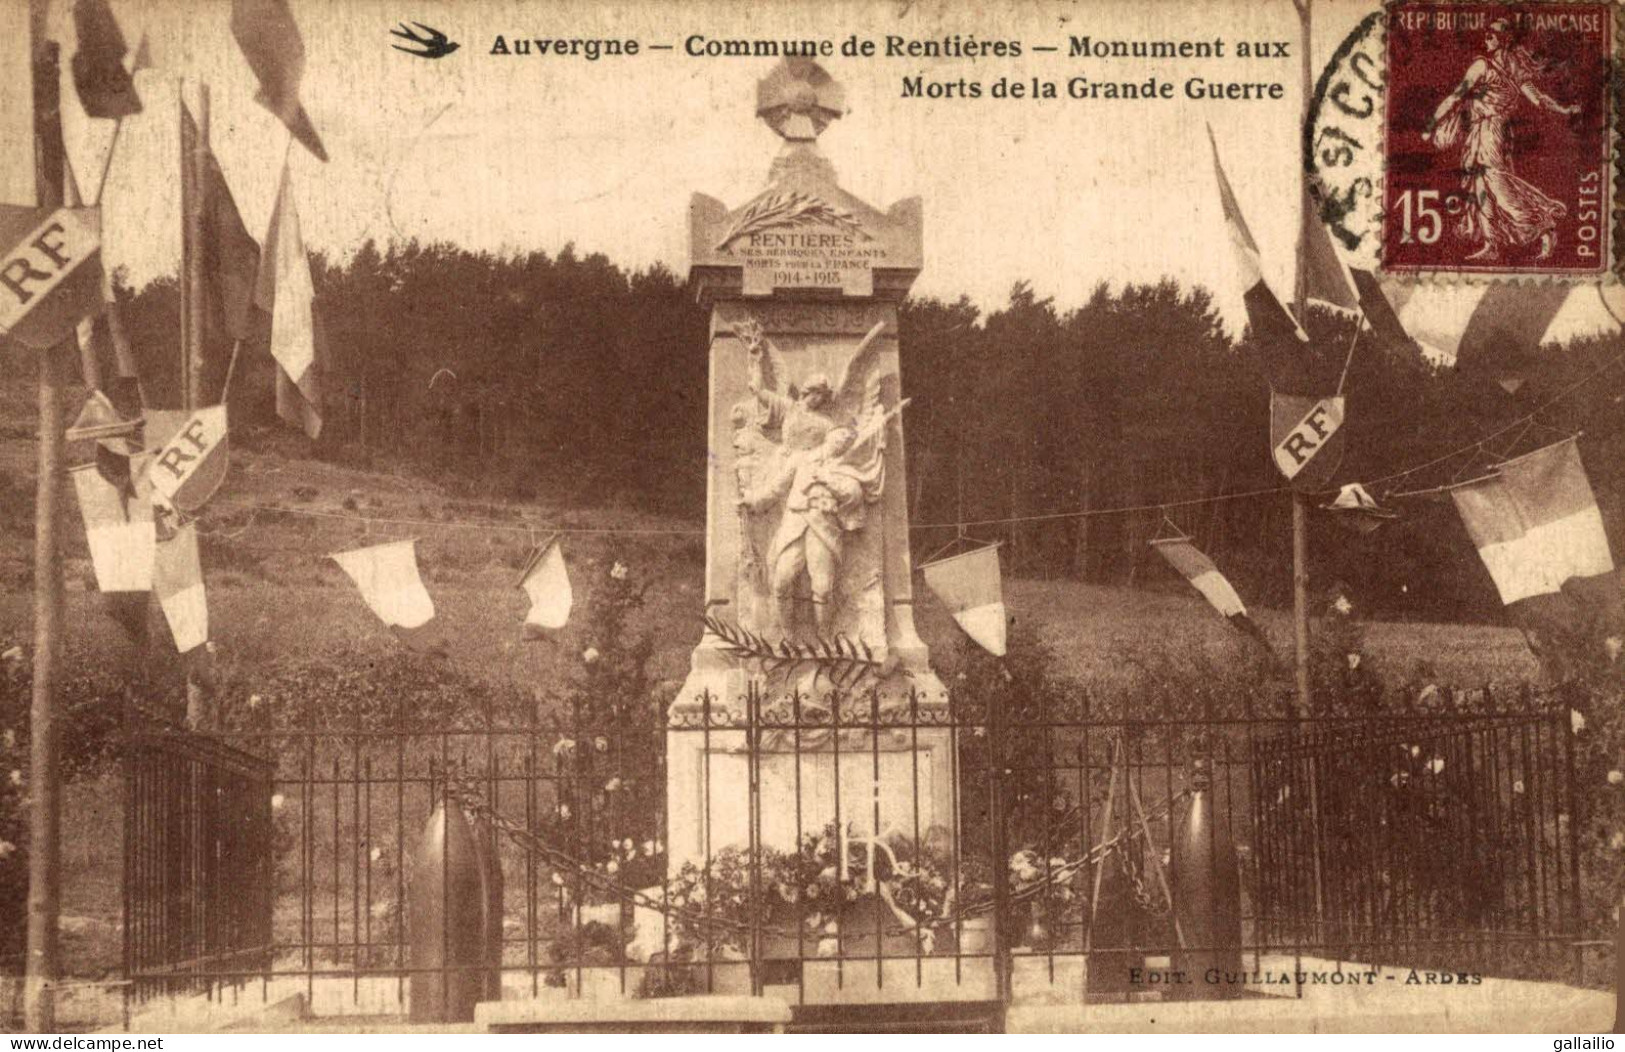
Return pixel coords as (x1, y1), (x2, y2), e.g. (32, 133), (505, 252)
(669, 60), (949, 894)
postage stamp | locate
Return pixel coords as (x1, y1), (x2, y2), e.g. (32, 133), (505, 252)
(1381, 2), (1615, 279)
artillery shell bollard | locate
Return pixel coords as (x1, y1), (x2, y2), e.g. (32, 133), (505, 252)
(409, 796), (503, 1022)
(1170, 756), (1244, 1000)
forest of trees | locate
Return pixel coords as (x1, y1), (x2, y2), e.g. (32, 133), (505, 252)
(114, 240), (1625, 625)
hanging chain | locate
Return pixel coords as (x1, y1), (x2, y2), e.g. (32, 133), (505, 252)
(1116, 839), (1171, 918)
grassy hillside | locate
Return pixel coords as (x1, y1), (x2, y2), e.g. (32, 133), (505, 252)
(0, 373), (1541, 705)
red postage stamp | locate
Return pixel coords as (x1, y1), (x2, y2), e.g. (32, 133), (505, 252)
(1382, 2), (1614, 278)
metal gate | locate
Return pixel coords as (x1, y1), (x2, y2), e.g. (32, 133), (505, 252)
(123, 716), (275, 1001)
(1251, 706), (1582, 982)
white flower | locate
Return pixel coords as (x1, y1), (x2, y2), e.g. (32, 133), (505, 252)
(610, 562), (629, 580)
(604, 777), (622, 792)
(1428, 757), (1445, 775)
(552, 738), (576, 758)
(369, 847), (382, 863)
(622, 838), (634, 851)
(1, 729), (12, 749)
(271, 793), (285, 811)
(1513, 780), (1525, 794)
(1390, 772), (1408, 788)
(605, 860), (619, 875)
(247, 694), (262, 709)
(582, 647), (600, 665)
(0, 840), (15, 859)
(1410, 745), (1421, 758)
(551, 872), (565, 887)
(9, 769), (22, 786)
(1611, 832), (1625, 851)
(559, 804), (571, 819)
(1346, 653), (1361, 670)
(642, 840), (656, 857)
(1609, 770), (1623, 786)
(1572, 710), (1587, 734)
(594, 737), (608, 753)
(1333, 595), (1353, 615)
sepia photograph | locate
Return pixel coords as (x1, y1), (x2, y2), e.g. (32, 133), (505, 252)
(1, 0), (1623, 1037)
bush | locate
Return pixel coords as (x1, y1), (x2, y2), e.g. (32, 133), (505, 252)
(0, 645), (132, 968)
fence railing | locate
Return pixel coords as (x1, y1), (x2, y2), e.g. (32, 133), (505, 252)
(123, 716), (275, 1002)
(122, 681), (1584, 1021)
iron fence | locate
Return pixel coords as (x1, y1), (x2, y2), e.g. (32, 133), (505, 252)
(121, 680), (1584, 1024)
(1252, 706), (1582, 983)
(123, 715), (275, 1002)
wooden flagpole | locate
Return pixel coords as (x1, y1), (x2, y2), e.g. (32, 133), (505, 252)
(181, 80), (210, 729)
(1293, 0), (1330, 955)
(25, 0), (67, 1030)
(1292, 0), (1314, 722)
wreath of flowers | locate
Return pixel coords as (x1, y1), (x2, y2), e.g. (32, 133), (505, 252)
(660, 822), (960, 952)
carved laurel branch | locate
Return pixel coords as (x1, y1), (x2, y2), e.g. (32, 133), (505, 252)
(702, 614), (884, 691)
(714, 191), (872, 252)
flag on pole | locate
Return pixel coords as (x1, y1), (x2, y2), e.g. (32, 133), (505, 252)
(920, 544), (1007, 657)
(73, 310), (141, 421)
(331, 540), (435, 631)
(1270, 392), (1346, 490)
(1348, 268), (1416, 356)
(517, 538), (572, 638)
(184, 105), (262, 346)
(230, 0), (329, 162)
(146, 405), (229, 517)
(154, 523), (207, 652)
(71, 453), (154, 592)
(255, 162), (324, 438)
(1207, 125), (1312, 390)
(71, 0), (141, 119)
(0, 204), (104, 350)
(1303, 217), (1359, 315)
(178, 103), (263, 406)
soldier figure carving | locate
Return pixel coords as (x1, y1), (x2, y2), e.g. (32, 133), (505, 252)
(732, 317), (904, 638)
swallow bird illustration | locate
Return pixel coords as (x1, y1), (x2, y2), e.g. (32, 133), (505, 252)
(391, 21), (459, 59)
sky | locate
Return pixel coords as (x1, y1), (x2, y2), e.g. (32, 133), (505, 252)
(2, 0), (1619, 344)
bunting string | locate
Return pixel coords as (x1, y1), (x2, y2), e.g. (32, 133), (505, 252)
(162, 343), (1623, 544)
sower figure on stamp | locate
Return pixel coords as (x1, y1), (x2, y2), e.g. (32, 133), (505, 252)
(1423, 18), (1581, 261)
(734, 317), (901, 638)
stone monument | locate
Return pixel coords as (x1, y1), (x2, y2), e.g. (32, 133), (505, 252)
(670, 59), (950, 873)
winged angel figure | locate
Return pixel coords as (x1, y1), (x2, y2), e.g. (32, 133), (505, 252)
(733, 319), (906, 638)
